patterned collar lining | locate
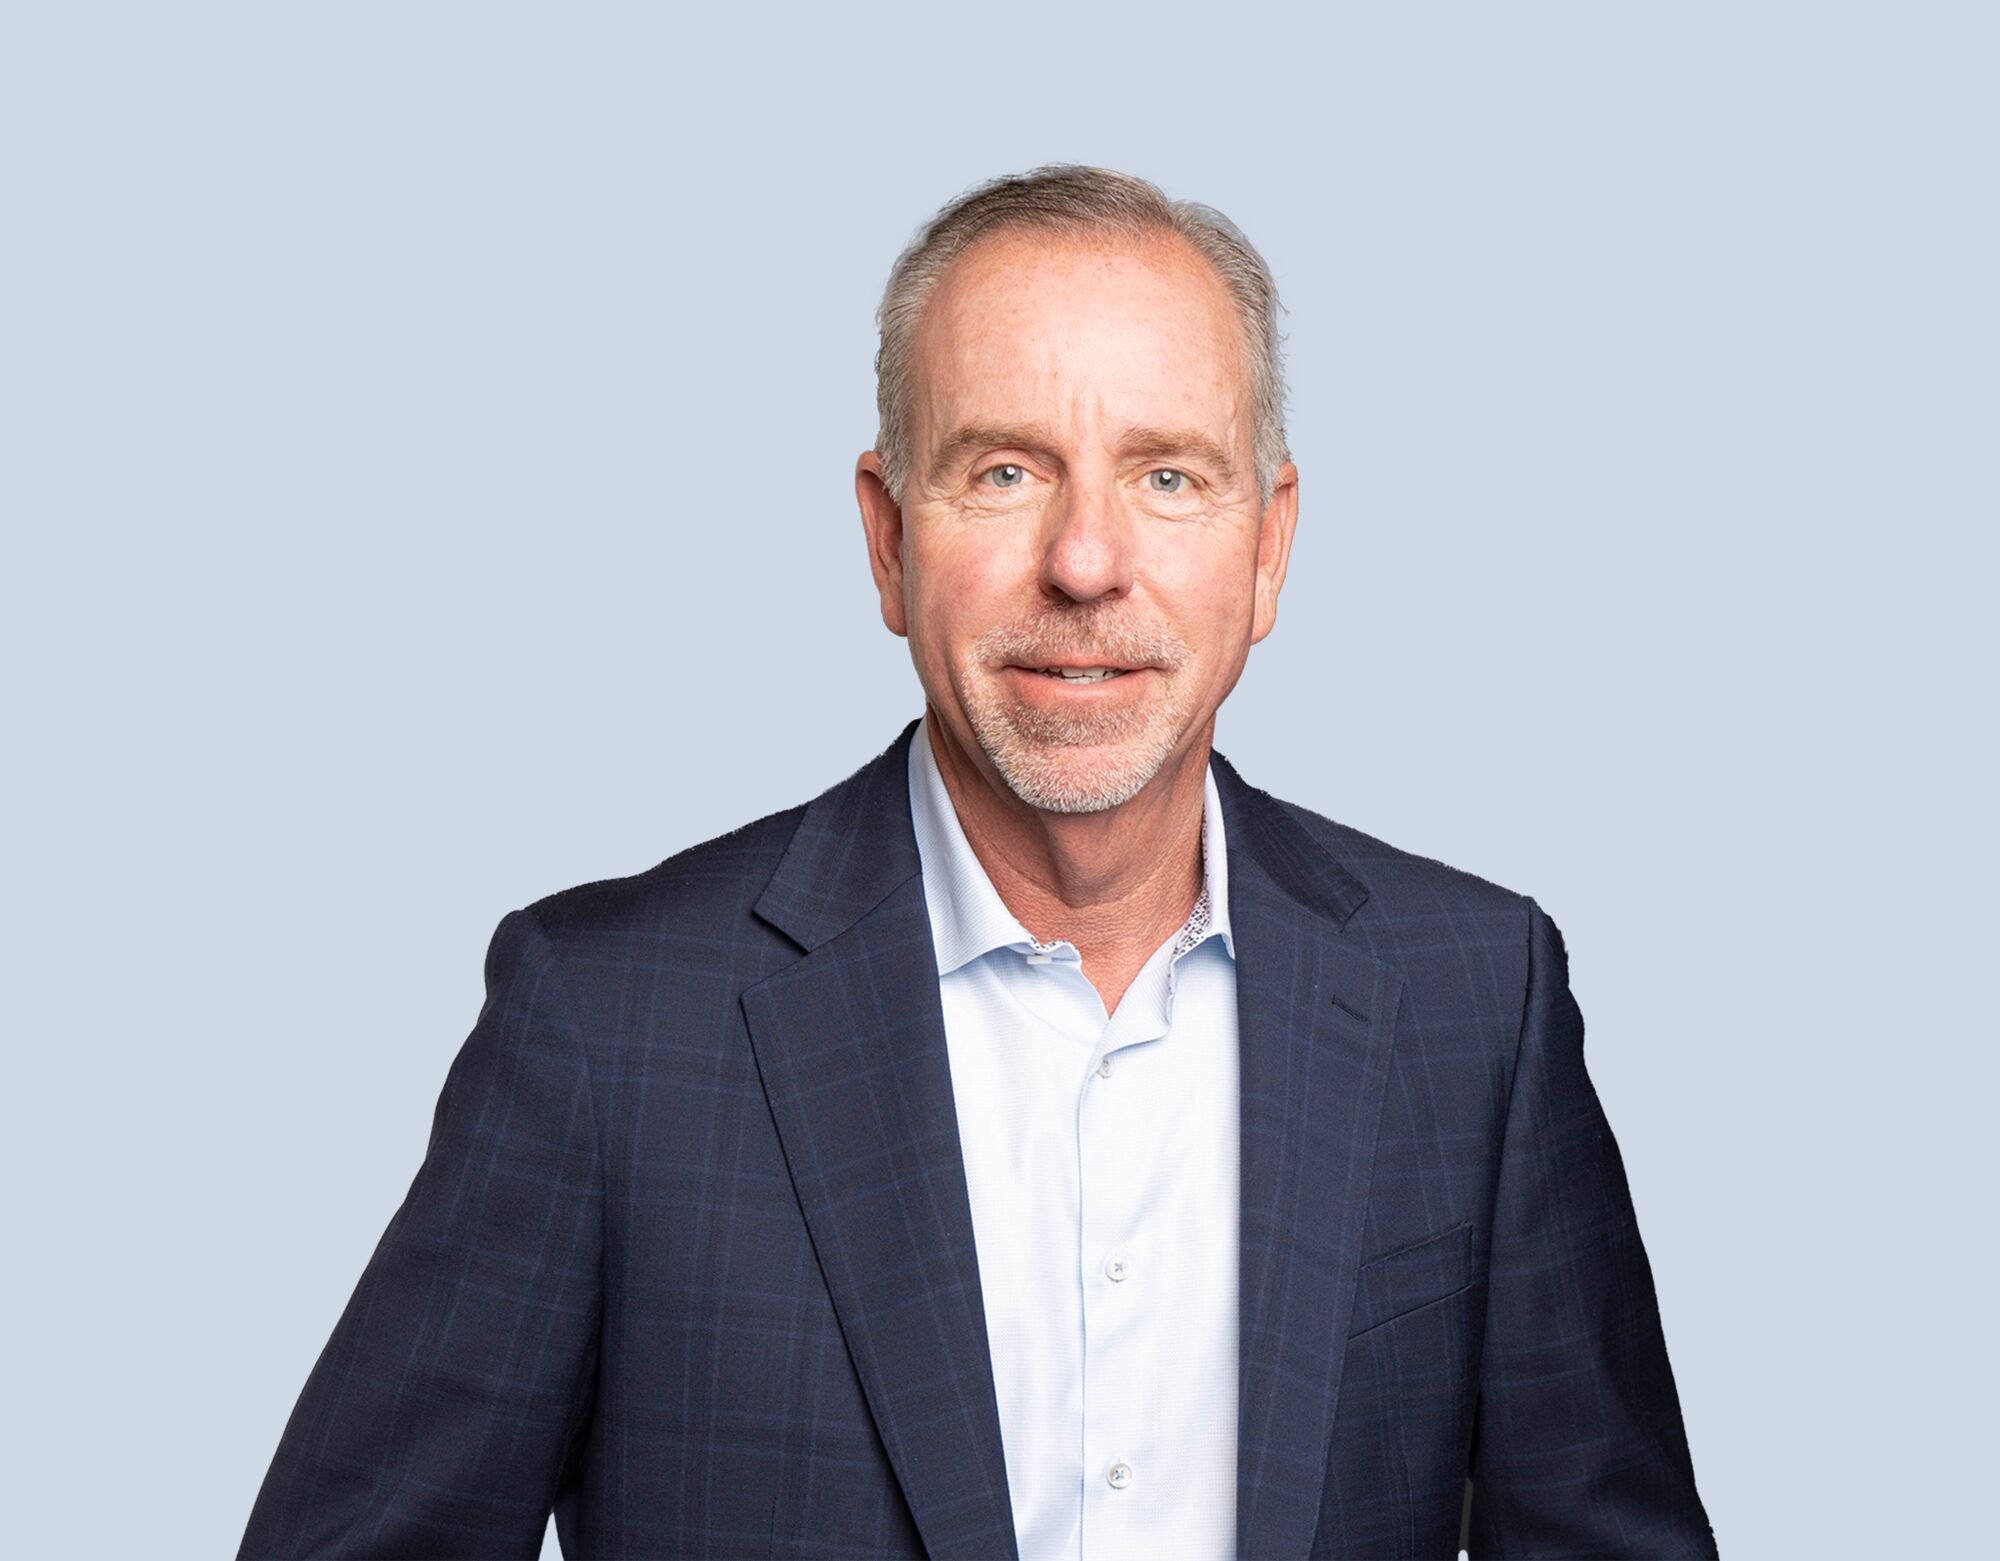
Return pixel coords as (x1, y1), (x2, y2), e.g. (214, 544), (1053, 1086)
(1171, 882), (1215, 962)
(1169, 805), (1217, 960)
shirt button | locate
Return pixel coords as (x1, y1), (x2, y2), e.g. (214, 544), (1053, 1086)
(1096, 1056), (1114, 1078)
(1107, 1461), (1134, 1490)
(1104, 1252), (1130, 1282)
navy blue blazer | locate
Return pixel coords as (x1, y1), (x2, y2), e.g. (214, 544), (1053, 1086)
(240, 719), (1716, 1559)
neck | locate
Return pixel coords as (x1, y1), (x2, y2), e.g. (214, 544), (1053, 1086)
(923, 704), (1209, 1009)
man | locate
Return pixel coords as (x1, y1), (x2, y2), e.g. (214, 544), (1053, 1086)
(240, 165), (1716, 1560)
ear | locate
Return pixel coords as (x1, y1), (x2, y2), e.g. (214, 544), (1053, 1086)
(855, 451), (909, 638)
(1249, 460), (1299, 645)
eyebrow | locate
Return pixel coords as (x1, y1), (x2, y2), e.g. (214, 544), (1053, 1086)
(928, 421), (1068, 478)
(1120, 426), (1241, 485)
(928, 420), (1241, 487)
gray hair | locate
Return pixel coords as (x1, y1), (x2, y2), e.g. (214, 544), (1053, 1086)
(872, 164), (1290, 510)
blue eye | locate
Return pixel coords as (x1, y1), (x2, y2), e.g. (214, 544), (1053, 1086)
(986, 464), (1026, 488)
(1148, 469), (1188, 493)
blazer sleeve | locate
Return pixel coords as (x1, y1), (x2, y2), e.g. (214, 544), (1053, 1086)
(238, 907), (604, 1560)
(1466, 898), (1718, 1558)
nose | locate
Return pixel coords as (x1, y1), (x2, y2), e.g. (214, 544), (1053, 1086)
(1039, 473), (1136, 605)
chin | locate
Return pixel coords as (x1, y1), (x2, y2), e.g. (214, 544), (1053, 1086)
(980, 729), (1182, 815)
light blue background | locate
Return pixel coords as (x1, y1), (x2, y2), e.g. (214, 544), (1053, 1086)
(5, 4), (1991, 1556)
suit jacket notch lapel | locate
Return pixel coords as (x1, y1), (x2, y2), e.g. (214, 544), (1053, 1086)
(744, 720), (1020, 1559)
(1215, 755), (1404, 1561)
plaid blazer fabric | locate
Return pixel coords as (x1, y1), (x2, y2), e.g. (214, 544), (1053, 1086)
(239, 719), (1716, 1559)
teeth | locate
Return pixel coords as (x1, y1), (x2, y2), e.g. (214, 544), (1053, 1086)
(1039, 667), (1125, 682)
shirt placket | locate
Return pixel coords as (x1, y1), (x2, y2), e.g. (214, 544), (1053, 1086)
(1075, 922), (1205, 1557)
(1077, 1010), (1149, 1556)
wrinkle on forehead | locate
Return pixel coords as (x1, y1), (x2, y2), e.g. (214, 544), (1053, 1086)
(908, 230), (1255, 494)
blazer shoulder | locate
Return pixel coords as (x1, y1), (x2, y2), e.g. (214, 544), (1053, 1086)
(518, 799), (810, 943)
(1273, 793), (1534, 928)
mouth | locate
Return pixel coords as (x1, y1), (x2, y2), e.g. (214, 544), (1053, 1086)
(1009, 663), (1143, 685)
(1032, 666), (1130, 684)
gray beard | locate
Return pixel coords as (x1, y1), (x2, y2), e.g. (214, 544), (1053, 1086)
(959, 672), (1191, 814)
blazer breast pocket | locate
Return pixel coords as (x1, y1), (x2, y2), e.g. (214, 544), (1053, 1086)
(1348, 1220), (1475, 1338)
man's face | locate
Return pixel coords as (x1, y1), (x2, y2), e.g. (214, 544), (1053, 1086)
(858, 228), (1298, 815)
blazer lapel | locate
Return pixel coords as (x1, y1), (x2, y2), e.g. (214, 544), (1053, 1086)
(1213, 752), (1405, 1561)
(743, 719), (1020, 1561)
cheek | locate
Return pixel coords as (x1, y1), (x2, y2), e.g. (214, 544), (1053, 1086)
(1146, 547), (1257, 656)
(908, 525), (1027, 635)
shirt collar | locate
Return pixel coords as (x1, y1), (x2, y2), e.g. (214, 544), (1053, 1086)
(907, 713), (1235, 976)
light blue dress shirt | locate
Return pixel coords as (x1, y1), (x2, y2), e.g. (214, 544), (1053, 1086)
(907, 715), (1241, 1561)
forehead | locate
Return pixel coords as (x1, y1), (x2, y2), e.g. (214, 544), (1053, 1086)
(909, 228), (1249, 441)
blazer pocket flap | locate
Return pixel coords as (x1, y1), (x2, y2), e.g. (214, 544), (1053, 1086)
(1349, 1220), (1474, 1338)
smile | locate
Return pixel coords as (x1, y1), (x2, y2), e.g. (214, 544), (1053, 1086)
(1031, 667), (1129, 683)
